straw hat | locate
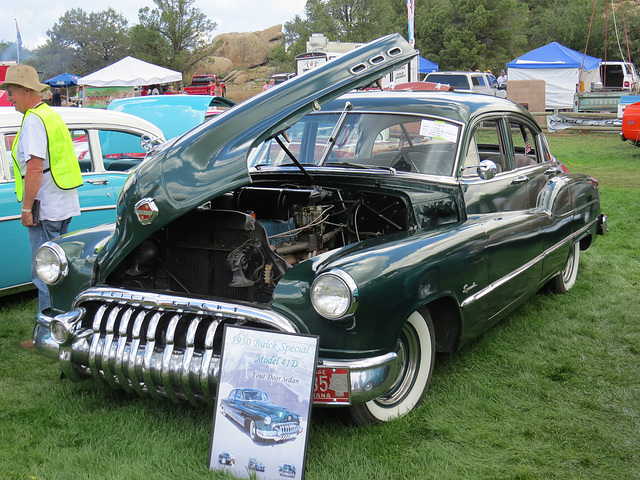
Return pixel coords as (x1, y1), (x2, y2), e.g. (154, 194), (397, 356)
(0, 65), (48, 92)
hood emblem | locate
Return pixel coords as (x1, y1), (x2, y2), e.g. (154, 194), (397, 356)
(134, 198), (158, 225)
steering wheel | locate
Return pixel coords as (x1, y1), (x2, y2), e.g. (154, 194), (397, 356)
(391, 148), (444, 175)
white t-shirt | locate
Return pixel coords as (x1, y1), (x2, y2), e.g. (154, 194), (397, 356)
(15, 113), (81, 221)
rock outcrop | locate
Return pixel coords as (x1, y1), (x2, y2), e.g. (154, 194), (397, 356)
(211, 25), (284, 70)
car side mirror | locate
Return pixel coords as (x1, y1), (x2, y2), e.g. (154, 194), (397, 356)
(477, 159), (498, 180)
(140, 134), (163, 153)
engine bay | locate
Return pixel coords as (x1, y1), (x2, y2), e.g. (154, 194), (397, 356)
(106, 182), (455, 303)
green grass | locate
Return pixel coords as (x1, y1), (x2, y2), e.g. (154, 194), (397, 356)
(1, 131), (639, 480)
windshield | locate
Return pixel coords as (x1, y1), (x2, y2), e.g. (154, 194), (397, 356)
(243, 390), (270, 402)
(249, 112), (460, 176)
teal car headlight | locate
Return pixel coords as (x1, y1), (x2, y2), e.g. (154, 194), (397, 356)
(264, 415), (272, 426)
(311, 270), (359, 320)
(35, 242), (68, 285)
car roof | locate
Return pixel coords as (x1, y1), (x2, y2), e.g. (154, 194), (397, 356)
(321, 90), (532, 126)
(0, 106), (165, 138)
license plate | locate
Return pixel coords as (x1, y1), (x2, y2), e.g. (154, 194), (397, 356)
(314, 367), (350, 404)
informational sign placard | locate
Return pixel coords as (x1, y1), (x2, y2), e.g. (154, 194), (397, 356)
(209, 325), (319, 479)
(83, 86), (135, 108)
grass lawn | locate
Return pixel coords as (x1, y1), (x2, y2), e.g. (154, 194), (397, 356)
(0, 131), (638, 480)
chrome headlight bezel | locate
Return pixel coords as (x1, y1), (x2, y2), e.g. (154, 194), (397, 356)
(35, 242), (68, 285)
(311, 269), (359, 320)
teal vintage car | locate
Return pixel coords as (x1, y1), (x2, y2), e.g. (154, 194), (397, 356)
(0, 107), (165, 297)
(107, 94), (236, 140)
(31, 34), (605, 425)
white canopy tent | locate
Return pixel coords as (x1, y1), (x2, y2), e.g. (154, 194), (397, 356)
(78, 56), (183, 87)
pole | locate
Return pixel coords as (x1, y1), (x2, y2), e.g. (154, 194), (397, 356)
(406, 0), (416, 81)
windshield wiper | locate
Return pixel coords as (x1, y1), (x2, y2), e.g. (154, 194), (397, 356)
(319, 101), (353, 165)
(274, 132), (314, 185)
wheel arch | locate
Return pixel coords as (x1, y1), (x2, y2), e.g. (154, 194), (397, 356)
(422, 295), (462, 353)
(579, 233), (593, 251)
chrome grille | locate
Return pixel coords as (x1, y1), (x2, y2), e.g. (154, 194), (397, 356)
(275, 422), (302, 437)
(61, 288), (298, 406)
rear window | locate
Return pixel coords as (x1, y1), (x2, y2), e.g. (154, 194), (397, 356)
(425, 74), (470, 89)
(191, 76), (216, 84)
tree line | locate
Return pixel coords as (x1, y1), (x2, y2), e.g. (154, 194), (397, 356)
(2, 0), (640, 81)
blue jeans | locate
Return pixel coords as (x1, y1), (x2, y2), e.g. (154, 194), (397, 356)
(28, 218), (71, 311)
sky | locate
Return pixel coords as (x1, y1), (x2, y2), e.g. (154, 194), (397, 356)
(1, 0), (307, 53)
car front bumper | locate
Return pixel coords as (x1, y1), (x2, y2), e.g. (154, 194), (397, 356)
(34, 287), (401, 407)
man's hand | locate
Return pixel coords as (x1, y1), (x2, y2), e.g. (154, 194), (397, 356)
(21, 210), (36, 227)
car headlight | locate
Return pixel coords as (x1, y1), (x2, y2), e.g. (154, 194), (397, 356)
(264, 416), (271, 426)
(35, 242), (68, 285)
(311, 270), (359, 320)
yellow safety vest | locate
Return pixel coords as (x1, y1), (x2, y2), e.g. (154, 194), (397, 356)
(12, 103), (82, 202)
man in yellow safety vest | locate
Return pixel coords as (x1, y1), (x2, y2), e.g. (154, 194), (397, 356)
(1, 65), (83, 347)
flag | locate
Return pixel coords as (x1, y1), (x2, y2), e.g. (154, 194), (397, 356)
(525, 139), (532, 154)
(406, 0), (415, 47)
(16, 20), (22, 48)
(16, 20), (22, 62)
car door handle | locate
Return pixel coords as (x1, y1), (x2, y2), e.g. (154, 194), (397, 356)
(511, 175), (529, 184)
(545, 166), (562, 176)
(86, 178), (109, 185)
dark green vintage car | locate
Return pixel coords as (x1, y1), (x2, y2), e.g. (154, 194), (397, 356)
(32, 34), (605, 425)
(220, 388), (303, 442)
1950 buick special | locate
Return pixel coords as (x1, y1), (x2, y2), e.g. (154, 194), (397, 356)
(32, 34), (605, 425)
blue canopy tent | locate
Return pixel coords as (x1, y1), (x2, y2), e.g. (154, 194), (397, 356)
(507, 42), (601, 109)
(419, 56), (439, 75)
(43, 72), (79, 87)
(43, 72), (80, 104)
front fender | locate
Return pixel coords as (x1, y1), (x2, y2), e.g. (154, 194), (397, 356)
(46, 223), (116, 312)
(273, 221), (487, 358)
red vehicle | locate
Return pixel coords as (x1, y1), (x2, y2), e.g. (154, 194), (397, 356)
(384, 81), (453, 91)
(621, 101), (640, 145)
(0, 64), (16, 107)
(184, 74), (226, 97)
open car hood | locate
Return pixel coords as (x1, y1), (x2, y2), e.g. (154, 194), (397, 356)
(98, 34), (417, 279)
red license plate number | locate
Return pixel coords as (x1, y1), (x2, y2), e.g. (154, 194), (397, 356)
(314, 368), (350, 404)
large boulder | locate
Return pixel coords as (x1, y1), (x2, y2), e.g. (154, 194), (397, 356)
(212, 32), (268, 69)
(258, 25), (284, 49)
(211, 25), (284, 69)
(194, 57), (234, 78)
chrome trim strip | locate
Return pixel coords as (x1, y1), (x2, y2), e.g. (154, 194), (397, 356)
(88, 305), (107, 384)
(142, 312), (163, 399)
(72, 287), (299, 334)
(201, 320), (219, 403)
(0, 205), (118, 223)
(461, 218), (597, 308)
(127, 310), (147, 397)
(161, 314), (181, 403)
(182, 316), (201, 406)
(101, 306), (121, 389)
(114, 308), (134, 393)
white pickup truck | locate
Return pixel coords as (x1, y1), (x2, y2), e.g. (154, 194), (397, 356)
(424, 71), (507, 98)
(574, 61), (640, 112)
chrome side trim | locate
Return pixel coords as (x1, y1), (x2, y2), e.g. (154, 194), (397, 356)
(461, 218), (598, 308)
